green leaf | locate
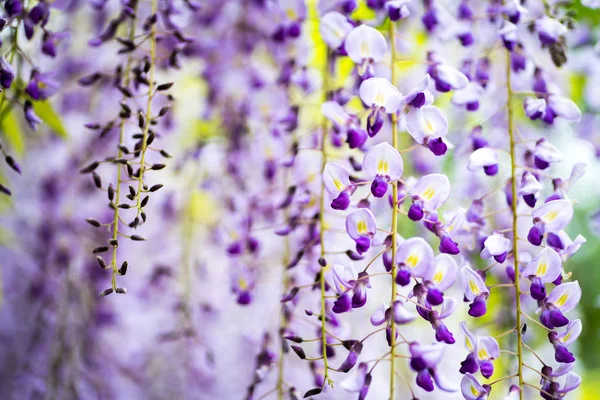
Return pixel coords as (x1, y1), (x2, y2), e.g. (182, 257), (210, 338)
(32, 100), (68, 138)
(0, 108), (25, 156)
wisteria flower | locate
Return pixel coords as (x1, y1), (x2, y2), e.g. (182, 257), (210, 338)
(528, 199), (574, 246)
(346, 208), (377, 254)
(362, 142), (404, 198)
(359, 77), (403, 136)
(406, 105), (450, 155)
(522, 247), (563, 300)
(345, 24), (387, 78)
(461, 264), (489, 317)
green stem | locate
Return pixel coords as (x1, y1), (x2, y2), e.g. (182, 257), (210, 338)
(319, 49), (333, 389)
(389, 20), (399, 400)
(134, 0), (158, 217)
(506, 48), (524, 399)
(110, 10), (139, 291)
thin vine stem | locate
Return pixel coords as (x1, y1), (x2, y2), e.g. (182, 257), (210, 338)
(506, 47), (525, 399)
(110, 7), (138, 291)
(318, 49), (333, 388)
(134, 0), (159, 217)
(389, 19), (399, 400)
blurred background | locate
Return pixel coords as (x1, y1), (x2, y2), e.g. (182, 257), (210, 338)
(0, 0), (599, 399)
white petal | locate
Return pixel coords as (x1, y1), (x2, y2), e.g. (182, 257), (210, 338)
(321, 101), (350, 127)
(549, 96), (582, 122)
(345, 24), (387, 64)
(323, 162), (351, 197)
(468, 147), (499, 170)
(396, 237), (434, 278)
(362, 142), (404, 180)
(532, 199), (574, 232)
(410, 174), (451, 212)
(482, 233), (510, 257)
(320, 11), (353, 49)
(359, 77), (403, 112)
(522, 247), (563, 283)
(535, 139), (564, 163)
(436, 64), (469, 90)
(406, 105), (448, 142)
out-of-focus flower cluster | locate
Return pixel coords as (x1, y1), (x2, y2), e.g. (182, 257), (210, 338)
(0, 0), (599, 399)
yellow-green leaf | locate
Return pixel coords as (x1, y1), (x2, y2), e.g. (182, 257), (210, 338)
(0, 108), (25, 156)
(32, 100), (68, 138)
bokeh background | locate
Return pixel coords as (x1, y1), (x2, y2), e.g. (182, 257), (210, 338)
(0, 0), (599, 399)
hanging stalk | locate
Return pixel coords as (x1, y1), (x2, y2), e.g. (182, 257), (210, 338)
(388, 20), (400, 400)
(109, 7), (139, 291)
(318, 49), (334, 388)
(506, 48), (525, 399)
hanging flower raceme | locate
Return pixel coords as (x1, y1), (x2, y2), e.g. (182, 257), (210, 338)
(359, 77), (403, 137)
(362, 142), (404, 198)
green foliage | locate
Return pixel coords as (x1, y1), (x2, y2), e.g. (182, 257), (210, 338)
(32, 100), (69, 139)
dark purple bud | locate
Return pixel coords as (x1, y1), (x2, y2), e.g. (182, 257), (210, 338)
(530, 277), (547, 301)
(540, 309), (554, 329)
(5, 0), (22, 17)
(527, 224), (544, 246)
(227, 241), (242, 255)
(286, 22), (301, 38)
(280, 287), (299, 303)
(408, 202), (424, 221)
(421, 9), (439, 33)
(554, 344), (575, 363)
(428, 137), (447, 156)
(546, 232), (564, 250)
(468, 295), (487, 317)
(416, 369), (434, 392)
(338, 342), (362, 372)
(366, 108), (383, 137)
(434, 322), (455, 344)
(426, 288), (444, 306)
(345, 250), (365, 261)
(355, 237), (371, 254)
(493, 251), (507, 264)
(523, 193), (537, 208)
(458, 33), (474, 47)
(534, 156), (550, 170)
(409, 92), (426, 108)
(331, 191), (351, 210)
(395, 268), (411, 286)
(439, 235), (460, 255)
(484, 164), (499, 176)
(548, 309), (569, 327)
(347, 127), (367, 149)
(29, 2), (49, 24)
(460, 353), (479, 374)
(332, 291), (352, 313)
(480, 360), (494, 379)
(291, 345), (306, 360)
(370, 175), (388, 198)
